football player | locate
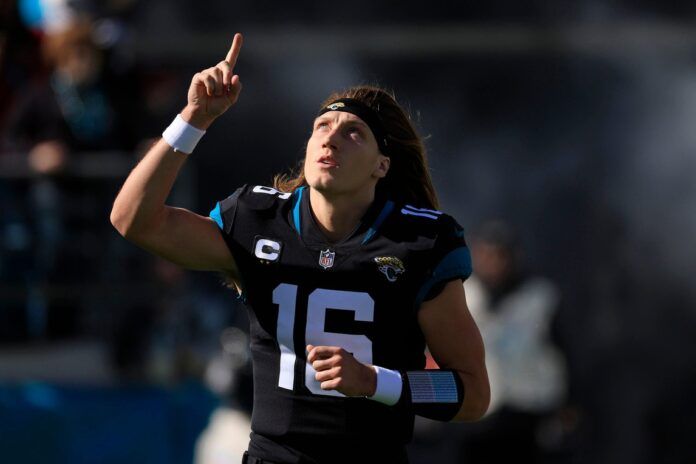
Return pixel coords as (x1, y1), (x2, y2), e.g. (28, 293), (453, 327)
(110, 33), (490, 464)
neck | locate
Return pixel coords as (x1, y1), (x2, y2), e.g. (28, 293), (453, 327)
(308, 187), (375, 243)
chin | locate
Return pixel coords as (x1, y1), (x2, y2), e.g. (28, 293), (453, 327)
(309, 180), (337, 195)
(306, 171), (338, 192)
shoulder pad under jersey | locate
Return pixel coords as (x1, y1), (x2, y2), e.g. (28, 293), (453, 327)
(209, 184), (293, 234)
(237, 184), (293, 211)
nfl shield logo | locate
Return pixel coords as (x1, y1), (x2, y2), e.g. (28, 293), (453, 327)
(318, 249), (335, 269)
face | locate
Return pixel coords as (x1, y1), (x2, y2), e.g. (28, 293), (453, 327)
(471, 242), (514, 289)
(304, 110), (390, 197)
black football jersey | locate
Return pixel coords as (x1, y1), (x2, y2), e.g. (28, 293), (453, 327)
(209, 184), (472, 464)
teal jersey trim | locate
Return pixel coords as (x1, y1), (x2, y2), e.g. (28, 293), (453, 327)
(414, 246), (472, 309)
(362, 200), (395, 244)
(292, 186), (305, 234)
(209, 202), (223, 230)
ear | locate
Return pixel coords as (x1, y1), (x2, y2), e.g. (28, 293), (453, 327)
(373, 155), (390, 179)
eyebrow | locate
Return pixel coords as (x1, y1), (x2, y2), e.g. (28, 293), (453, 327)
(313, 116), (369, 129)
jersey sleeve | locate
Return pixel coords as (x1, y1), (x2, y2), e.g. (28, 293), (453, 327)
(208, 186), (246, 235)
(209, 184), (292, 235)
(414, 214), (473, 309)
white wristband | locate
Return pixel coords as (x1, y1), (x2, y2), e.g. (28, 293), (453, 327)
(366, 365), (403, 406)
(162, 114), (206, 154)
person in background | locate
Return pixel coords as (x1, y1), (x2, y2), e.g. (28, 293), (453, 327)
(1, 16), (144, 342)
(5, 18), (140, 173)
(459, 220), (568, 463)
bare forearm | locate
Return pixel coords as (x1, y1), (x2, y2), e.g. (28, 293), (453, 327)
(454, 370), (490, 422)
(110, 138), (187, 237)
(418, 281), (491, 422)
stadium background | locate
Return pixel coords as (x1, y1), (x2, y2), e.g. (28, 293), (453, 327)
(1, 0), (696, 463)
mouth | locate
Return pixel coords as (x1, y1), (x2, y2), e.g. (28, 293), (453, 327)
(318, 155), (340, 168)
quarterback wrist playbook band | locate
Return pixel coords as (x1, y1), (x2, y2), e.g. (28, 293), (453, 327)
(367, 366), (465, 421)
(162, 114), (206, 154)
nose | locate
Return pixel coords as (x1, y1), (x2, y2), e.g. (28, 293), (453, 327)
(321, 126), (340, 151)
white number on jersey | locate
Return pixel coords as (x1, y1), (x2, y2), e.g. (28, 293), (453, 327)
(273, 283), (374, 397)
(400, 204), (442, 220)
(252, 185), (291, 199)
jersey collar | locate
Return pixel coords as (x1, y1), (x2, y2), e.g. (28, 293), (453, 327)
(291, 187), (393, 248)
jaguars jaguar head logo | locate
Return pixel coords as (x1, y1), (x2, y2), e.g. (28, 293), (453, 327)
(374, 256), (405, 282)
(326, 102), (345, 110)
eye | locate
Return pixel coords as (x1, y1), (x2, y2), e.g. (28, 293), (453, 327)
(347, 126), (362, 137)
(315, 121), (329, 130)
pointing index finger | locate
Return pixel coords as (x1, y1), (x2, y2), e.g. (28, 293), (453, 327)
(225, 33), (243, 69)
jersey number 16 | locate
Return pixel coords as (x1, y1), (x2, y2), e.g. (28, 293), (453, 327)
(273, 283), (374, 398)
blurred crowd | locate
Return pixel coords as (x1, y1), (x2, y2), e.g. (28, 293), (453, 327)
(2, 1), (696, 463)
(0, 3), (252, 461)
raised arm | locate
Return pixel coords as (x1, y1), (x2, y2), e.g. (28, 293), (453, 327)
(110, 33), (244, 276)
(418, 279), (490, 421)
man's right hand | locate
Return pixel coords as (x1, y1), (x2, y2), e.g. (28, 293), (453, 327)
(181, 32), (243, 130)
